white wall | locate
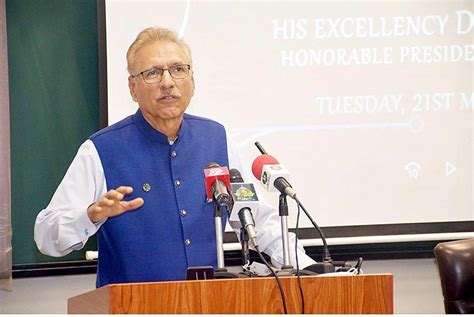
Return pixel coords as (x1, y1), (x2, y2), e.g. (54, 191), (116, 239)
(364, 258), (444, 314)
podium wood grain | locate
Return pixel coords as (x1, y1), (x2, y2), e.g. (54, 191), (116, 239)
(68, 274), (393, 314)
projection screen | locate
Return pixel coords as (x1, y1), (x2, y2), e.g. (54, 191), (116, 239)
(103, 0), (474, 246)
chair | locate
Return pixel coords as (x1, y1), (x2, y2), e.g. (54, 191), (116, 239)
(434, 239), (474, 314)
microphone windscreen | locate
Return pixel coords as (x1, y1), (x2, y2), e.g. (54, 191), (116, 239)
(251, 154), (279, 180)
(203, 164), (230, 200)
(229, 168), (244, 183)
(206, 162), (220, 168)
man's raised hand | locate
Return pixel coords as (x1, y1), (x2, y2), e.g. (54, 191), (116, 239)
(87, 186), (144, 223)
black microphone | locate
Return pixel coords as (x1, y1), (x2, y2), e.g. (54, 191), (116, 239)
(229, 170), (288, 312)
(229, 168), (259, 248)
(238, 208), (258, 248)
(230, 168), (244, 183)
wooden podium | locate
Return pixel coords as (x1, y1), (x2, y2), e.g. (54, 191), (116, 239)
(68, 274), (393, 314)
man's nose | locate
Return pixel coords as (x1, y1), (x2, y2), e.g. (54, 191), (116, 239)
(159, 70), (175, 88)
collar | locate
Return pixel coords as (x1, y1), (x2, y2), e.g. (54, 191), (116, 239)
(133, 109), (187, 145)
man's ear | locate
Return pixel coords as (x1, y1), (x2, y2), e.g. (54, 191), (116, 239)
(128, 76), (139, 102)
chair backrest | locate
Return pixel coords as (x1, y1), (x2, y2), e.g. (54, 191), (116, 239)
(434, 239), (474, 314)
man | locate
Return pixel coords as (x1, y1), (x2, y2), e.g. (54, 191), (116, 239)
(35, 27), (315, 288)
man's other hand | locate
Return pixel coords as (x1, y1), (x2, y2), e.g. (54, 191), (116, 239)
(87, 186), (144, 223)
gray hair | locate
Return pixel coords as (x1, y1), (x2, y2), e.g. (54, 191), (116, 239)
(126, 27), (192, 74)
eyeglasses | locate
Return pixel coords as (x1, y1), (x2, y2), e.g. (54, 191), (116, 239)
(132, 64), (191, 84)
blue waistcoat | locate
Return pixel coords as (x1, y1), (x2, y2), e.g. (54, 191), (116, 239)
(90, 109), (229, 288)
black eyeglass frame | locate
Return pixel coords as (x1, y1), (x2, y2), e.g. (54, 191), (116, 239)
(131, 64), (191, 84)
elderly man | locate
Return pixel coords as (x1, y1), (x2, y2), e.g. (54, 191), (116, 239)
(34, 27), (315, 288)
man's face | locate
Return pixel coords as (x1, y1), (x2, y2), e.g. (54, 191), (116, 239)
(128, 41), (194, 124)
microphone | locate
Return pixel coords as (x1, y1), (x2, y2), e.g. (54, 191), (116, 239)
(229, 168), (259, 248)
(251, 155), (297, 199)
(204, 163), (232, 208)
(253, 142), (337, 273)
(238, 208), (258, 248)
(204, 163), (233, 274)
(230, 168), (244, 183)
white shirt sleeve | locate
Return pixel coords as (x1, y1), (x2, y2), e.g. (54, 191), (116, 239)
(34, 140), (107, 257)
(227, 135), (316, 269)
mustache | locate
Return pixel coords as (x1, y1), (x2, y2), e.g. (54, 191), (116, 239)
(158, 90), (180, 99)
(162, 89), (179, 96)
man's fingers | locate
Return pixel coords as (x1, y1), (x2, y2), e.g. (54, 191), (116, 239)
(104, 187), (134, 203)
(89, 187), (143, 221)
(116, 186), (133, 195)
(89, 205), (102, 213)
(101, 198), (115, 206)
(121, 198), (144, 212)
(104, 190), (123, 201)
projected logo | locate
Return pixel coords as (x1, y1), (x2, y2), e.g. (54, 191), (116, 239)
(405, 162), (421, 180)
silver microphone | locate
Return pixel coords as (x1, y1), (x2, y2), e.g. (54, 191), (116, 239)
(238, 207), (258, 248)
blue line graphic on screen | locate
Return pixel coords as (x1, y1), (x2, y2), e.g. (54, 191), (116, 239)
(230, 116), (424, 147)
(178, 0), (190, 39)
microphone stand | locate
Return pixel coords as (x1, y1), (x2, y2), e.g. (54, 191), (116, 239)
(238, 228), (255, 277)
(214, 204), (226, 271)
(240, 228), (250, 266)
(213, 203), (247, 279)
(277, 194), (318, 277)
(254, 141), (292, 273)
(278, 193), (294, 273)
